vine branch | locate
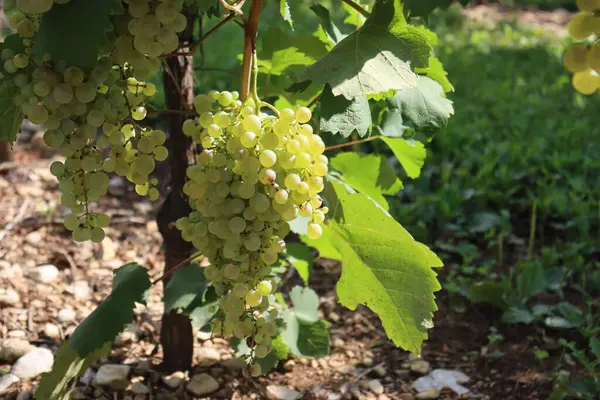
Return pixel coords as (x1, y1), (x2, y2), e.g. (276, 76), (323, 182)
(324, 135), (379, 151)
(151, 251), (203, 285)
(341, 0), (370, 18)
(240, 0), (262, 101)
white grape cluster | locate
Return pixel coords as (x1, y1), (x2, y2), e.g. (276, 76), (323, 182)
(7, 0), (185, 241)
(564, 0), (600, 94)
(175, 91), (328, 375)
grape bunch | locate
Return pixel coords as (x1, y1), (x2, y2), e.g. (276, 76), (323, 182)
(7, 0), (179, 241)
(564, 0), (600, 94)
(175, 91), (328, 374)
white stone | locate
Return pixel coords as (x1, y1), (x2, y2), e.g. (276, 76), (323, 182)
(0, 262), (22, 279)
(43, 323), (61, 339)
(28, 264), (59, 284)
(409, 360), (430, 375)
(162, 371), (186, 389)
(131, 381), (149, 395)
(69, 280), (91, 300)
(186, 373), (219, 396)
(94, 364), (131, 390)
(367, 380), (384, 395)
(415, 388), (440, 399)
(266, 385), (301, 400)
(101, 237), (118, 260)
(0, 288), (20, 307)
(80, 368), (95, 385)
(57, 308), (77, 323)
(196, 346), (221, 367)
(412, 369), (470, 396)
(11, 347), (54, 379)
(0, 339), (36, 363)
(25, 231), (42, 245)
(0, 374), (20, 395)
(7, 330), (27, 339)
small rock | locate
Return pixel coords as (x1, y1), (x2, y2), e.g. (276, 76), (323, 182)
(367, 380), (384, 395)
(57, 308), (77, 323)
(328, 312), (341, 323)
(11, 347), (54, 379)
(43, 323), (61, 339)
(101, 237), (118, 260)
(115, 325), (141, 346)
(186, 373), (219, 396)
(266, 385), (301, 400)
(0, 262), (22, 279)
(221, 357), (246, 370)
(196, 346), (221, 367)
(378, 395), (391, 400)
(70, 388), (87, 400)
(25, 230), (43, 245)
(0, 288), (20, 307)
(399, 394), (415, 400)
(333, 337), (345, 348)
(16, 390), (33, 400)
(7, 330), (27, 339)
(134, 359), (152, 375)
(28, 264), (59, 284)
(283, 359), (295, 371)
(0, 339), (36, 363)
(415, 388), (440, 399)
(409, 360), (430, 375)
(412, 369), (470, 396)
(80, 368), (95, 385)
(373, 366), (386, 377)
(0, 374), (20, 394)
(131, 381), (149, 395)
(94, 364), (131, 390)
(69, 280), (91, 300)
(196, 330), (212, 341)
(162, 371), (186, 389)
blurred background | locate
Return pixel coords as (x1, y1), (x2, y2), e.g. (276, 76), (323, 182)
(0, 1), (598, 399)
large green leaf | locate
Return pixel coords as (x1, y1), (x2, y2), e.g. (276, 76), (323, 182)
(36, 264), (151, 400)
(383, 76), (454, 138)
(290, 0), (431, 99)
(381, 137), (426, 179)
(33, 0), (123, 68)
(163, 263), (209, 312)
(310, 4), (346, 45)
(286, 243), (313, 285)
(0, 80), (24, 143)
(259, 28), (328, 76)
(323, 179), (442, 353)
(331, 152), (403, 210)
(320, 85), (371, 138)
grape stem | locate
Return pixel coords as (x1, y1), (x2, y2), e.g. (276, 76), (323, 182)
(324, 135), (379, 151)
(341, 0), (370, 18)
(240, 0), (262, 101)
(151, 251), (203, 285)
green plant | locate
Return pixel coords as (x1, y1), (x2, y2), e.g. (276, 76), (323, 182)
(0, 0), (470, 397)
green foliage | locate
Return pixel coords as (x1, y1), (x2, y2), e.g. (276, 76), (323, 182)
(33, 0), (123, 68)
(0, 80), (24, 143)
(380, 137), (426, 179)
(320, 178), (441, 354)
(291, 0), (431, 99)
(320, 86), (371, 137)
(310, 4), (346, 45)
(279, 0), (293, 29)
(286, 243), (313, 284)
(258, 28), (328, 75)
(234, 336), (290, 375)
(330, 152), (403, 210)
(403, 0), (469, 19)
(36, 264), (150, 400)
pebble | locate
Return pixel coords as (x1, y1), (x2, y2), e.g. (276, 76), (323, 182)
(196, 330), (212, 341)
(0, 262), (22, 279)
(266, 385), (301, 400)
(101, 237), (118, 260)
(221, 357), (246, 370)
(131, 381), (149, 395)
(16, 390), (33, 400)
(0, 374), (20, 394)
(0, 288), (20, 306)
(333, 337), (345, 348)
(43, 323), (61, 339)
(11, 347), (54, 379)
(69, 280), (91, 300)
(57, 308), (77, 323)
(196, 346), (221, 367)
(415, 388), (440, 399)
(328, 312), (341, 323)
(162, 371), (186, 389)
(7, 330), (27, 339)
(0, 339), (36, 363)
(25, 230), (42, 245)
(94, 364), (131, 390)
(283, 359), (296, 371)
(373, 366), (386, 378)
(186, 373), (219, 396)
(399, 395), (415, 400)
(115, 325), (142, 346)
(409, 360), (430, 375)
(367, 380), (384, 395)
(28, 264), (59, 284)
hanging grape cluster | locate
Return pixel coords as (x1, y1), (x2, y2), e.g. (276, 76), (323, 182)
(175, 91), (328, 375)
(5, 0), (188, 241)
(564, 0), (600, 94)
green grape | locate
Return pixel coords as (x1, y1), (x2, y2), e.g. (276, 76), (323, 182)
(63, 214), (80, 231)
(245, 290), (262, 307)
(573, 69), (599, 94)
(132, 106), (147, 120)
(588, 43), (600, 71)
(254, 344), (270, 359)
(257, 280), (272, 296)
(224, 263), (240, 280)
(73, 226), (92, 242)
(96, 213), (110, 228)
(154, 146), (168, 161)
(151, 130), (167, 145)
(577, 0), (600, 12)
(307, 223), (323, 240)
(568, 13), (596, 40)
(90, 227), (105, 243)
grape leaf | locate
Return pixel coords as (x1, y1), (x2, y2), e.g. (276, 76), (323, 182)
(310, 4), (346, 45)
(290, 0), (431, 100)
(342, 2), (367, 27)
(281, 287), (329, 358)
(0, 79), (24, 144)
(301, 225), (342, 261)
(33, 0), (124, 68)
(331, 152), (403, 210)
(323, 179), (442, 354)
(259, 28), (328, 76)
(416, 56), (453, 93)
(380, 137), (426, 179)
(279, 0), (293, 29)
(286, 243), (313, 285)
(163, 263), (209, 312)
(36, 264), (150, 399)
(0, 34), (27, 77)
(320, 85), (371, 137)
(383, 76), (454, 138)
